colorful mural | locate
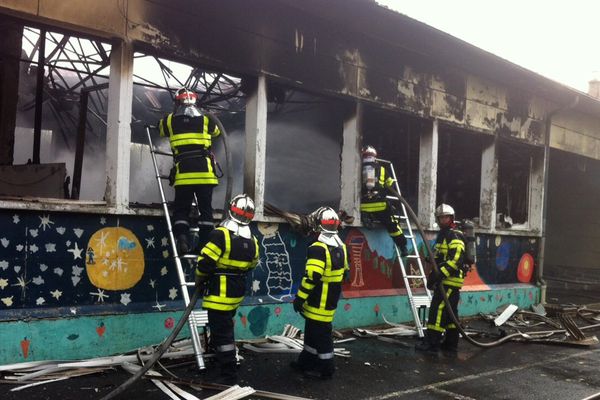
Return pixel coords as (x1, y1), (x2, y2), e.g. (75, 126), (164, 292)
(0, 208), (540, 363)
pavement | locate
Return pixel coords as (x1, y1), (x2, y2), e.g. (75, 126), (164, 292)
(2, 287), (600, 400)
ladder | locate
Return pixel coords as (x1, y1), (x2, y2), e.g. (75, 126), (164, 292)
(376, 158), (432, 337)
(145, 126), (209, 369)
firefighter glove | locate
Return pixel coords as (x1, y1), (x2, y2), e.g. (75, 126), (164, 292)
(168, 166), (176, 186)
(427, 269), (441, 290)
(293, 297), (304, 313)
(195, 273), (209, 293)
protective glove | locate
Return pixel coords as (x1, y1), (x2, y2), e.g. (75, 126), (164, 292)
(195, 273), (209, 293)
(293, 297), (305, 313)
(426, 269), (441, 290)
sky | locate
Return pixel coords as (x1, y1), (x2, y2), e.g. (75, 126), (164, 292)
(376, 0), (600, 93)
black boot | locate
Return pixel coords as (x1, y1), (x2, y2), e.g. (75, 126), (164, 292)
(215, 361), (238, 385)
(415, 331), (442, 353)
(176, 234), (190, 254)
(394, 236), (409, 256)
(291, 350), (316, 374)
(441, 329), (459, 352)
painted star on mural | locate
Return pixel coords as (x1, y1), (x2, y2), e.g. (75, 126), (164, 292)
(161, 266), (168, 276)
(0, 278), (8, 290)
(168, 287), (178, 300)
(1, 296), (14, 306)
(95, 231), (110, 254)
(100, 217), (106, 225)
(90, 289), (109, 303)
(161, 237), (169, 247)
(149, 279), (156, 288)
(38, 214), (54, 231)
(12, 275), (29, 296)
(36, 297), (45, 305)
(145, 238), (155, 248)
(12, 214), (19, 224)
(152, 300), (166, 311)
(67, 242), (84, 260)
(120, 293), (132, 306)
(252, 280), (261, 293)
(50, 289), (62, 300)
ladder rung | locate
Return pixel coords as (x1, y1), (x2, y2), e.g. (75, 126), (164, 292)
(405, 255), (420, 259)
(159, 175), (170, 180)
(152, 149), (173, 157)
(190, 310), (209, 325)
(184, 282), (195, 287)
(405, 275), (425, 279)
(180, 254), (198, 259)
(412, 297), (431, 307)
(404, 235), (413, 239)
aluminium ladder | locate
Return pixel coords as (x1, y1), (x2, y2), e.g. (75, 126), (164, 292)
(145, 126), (208, 369)
(376, 158), (432, 338)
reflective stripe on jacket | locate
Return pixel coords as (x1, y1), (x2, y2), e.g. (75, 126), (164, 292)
(434, 228), (466, 288)
(196, 227), (259, 311)
(159, 113), (221, 186)
(297, 241), (349, 322)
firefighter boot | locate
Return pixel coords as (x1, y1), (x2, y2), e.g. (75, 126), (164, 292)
(394, 235), (409, 257)
(215, 361), (238, 386)
(441, 329), (459, 353)
(176, 234), (190, 254)
(290, 350), (316, 374)
(415, 330), (442, 353)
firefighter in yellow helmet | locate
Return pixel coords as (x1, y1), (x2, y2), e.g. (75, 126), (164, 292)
(195, 194), (259, 384)
(158, 87), (221, 254)
(360, 145), (408, 256)
(290, 207), (349, 379)
(416, 203), (466, 353)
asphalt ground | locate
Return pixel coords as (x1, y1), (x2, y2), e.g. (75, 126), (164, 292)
(2, 287), (600, 400)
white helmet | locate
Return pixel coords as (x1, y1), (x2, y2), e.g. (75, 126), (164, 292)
(362, 145), (377, 158)
(175, 87), (198, 106)
(228, 194), (255, 225)
(316, 207), (340, 234)
(435, 203), (455, 218)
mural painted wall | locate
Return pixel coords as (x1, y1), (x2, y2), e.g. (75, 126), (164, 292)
(0, 210), (537, 315)
(0, 208), (539, 363)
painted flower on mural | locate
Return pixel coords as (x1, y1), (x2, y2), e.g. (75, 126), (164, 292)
(86, 227), (144, 290)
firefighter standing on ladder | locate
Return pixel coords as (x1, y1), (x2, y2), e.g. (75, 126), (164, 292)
(291, 207), (349, 379)
(360, 145), (408, 256)
(416, 203), (466, 353)
(158, 87), (221, 254)
(195, 194), (259, 384)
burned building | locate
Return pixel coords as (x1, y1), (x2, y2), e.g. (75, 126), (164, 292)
(0, 0), (599, 363)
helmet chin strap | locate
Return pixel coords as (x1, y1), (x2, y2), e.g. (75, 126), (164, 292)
(318, 232), (343, 247)
(220, 218), (252, 239)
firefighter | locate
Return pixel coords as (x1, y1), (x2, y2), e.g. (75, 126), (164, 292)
(291, 207), (349, 379)
(195, 194), (259, 384)
(416, 203), (466, 353)
(159, 87), (221, 254)
(360, 145), (408, 256)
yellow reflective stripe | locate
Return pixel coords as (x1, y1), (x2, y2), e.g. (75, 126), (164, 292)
(297, 289), (310, 300)
(217, 259), (254, 269)
(361, 202), (387, 212)
(202, 296), (244, 310)
(176, 171), (217, 179)
(203, 242), (222, 259)
(390, 229), (403, 237)
(306, 259), (325, 268)
(306, 266), (324, 281)
(302, 304), (336, 322)
(175, 177), (218, 185)
(321, 276), (343, 283)
(442, 277), (464, 287)
(166, 113), (173, 136)
(379, 166), (385, 186)
(159, 119), (166, 137)
(204, 115), (209, 137)
(320, 283), (329, 310)
(385, 177), (395, 187)
(343, 246), (349, 270)
(220, 275), (227, 296)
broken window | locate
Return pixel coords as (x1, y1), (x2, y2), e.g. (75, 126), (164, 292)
(130, 54), (246, 212)
(264, 84), (347, 214)
(362, 107), (421, 211)
(436, 126), (483, 220)
(0, 24), (112, 201)
(497, 140), (537, 228)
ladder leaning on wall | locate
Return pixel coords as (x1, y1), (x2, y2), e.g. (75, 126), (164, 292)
(145, 126), (208, 370)
(376, 158), (433, 338)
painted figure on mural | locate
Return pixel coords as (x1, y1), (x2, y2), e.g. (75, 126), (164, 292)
(194, 194), (259, 384)
(158, 87), (221, 254)
(291, 207), (349, 379)
(360, 145), (408, 256)
(416, 203), (466, 353)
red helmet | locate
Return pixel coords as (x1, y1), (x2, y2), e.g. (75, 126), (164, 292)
(175, 87), (198, 106)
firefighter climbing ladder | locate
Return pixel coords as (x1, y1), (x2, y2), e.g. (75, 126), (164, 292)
(377, 158), (432, 338)
(146, 126), (208, 370)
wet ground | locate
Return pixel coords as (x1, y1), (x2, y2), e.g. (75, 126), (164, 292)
(2, 287), (600, 400)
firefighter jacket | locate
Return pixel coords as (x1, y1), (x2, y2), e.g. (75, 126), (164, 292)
(434, 227), (466, 288)
(296, 240), (349, 322)
(158, 113), (221, 186)
(360, 161), (396, 213)
(195, 227), (259, 312)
